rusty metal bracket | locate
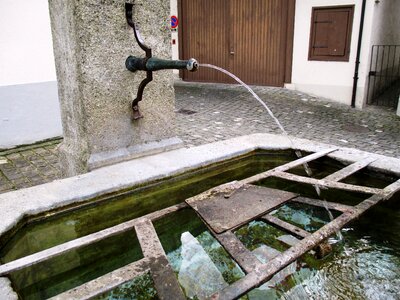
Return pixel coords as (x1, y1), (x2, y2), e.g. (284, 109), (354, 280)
(125, 2), (152, 120)
(125, 3), (198, 120)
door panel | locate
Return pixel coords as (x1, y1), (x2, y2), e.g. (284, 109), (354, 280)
(180, 0), (231, 83)
(180, 0), (294, 87)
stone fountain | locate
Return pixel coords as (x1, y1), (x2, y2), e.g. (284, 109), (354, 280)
(0, 0), (399, 299)
(49, 0), (184, 176)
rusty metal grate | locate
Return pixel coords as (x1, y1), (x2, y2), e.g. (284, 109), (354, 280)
(367, 44), (400, 108)
(186, 185), (297, 233)
(1, 149), (399, 300)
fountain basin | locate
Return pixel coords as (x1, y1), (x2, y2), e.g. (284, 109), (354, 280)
(0, 133), (399, 299)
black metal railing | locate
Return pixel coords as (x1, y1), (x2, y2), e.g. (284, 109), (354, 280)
(367, 45), (400, 107)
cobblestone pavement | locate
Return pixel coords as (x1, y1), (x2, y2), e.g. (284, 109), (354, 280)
(0, 139), (61, 194)
(175, 82), (400, 156)
(1, 82), (399, 193)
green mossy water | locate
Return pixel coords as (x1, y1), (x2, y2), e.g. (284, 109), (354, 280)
(0, 150), (296, 258)
(9, 231), (143, 300)
(235, 221), (290, 252)
(270, 202), (341, 232)
(80, 184), (400, 300)
(0, 151), (398, 299)
(95, 272), (158, 300)
(0, 151), (296, 299)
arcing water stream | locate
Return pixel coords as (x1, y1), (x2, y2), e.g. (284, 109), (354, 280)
(200, 63), (342, 242)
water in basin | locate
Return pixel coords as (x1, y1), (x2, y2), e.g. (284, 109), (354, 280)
(0, 151), (398, 299)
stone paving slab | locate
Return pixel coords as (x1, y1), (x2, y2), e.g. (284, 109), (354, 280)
(0, 82), (399, 194)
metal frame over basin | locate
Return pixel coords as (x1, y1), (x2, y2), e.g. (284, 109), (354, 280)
(0, 134), (399, 299)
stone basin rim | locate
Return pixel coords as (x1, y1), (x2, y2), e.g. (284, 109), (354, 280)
(0, 133), (399, 241)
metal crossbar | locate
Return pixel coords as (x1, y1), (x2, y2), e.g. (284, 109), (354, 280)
(211, 180), (400, 300)
(50, 258), (150, 300)
(241, 148), (338, 185)
(323, 157), (377, 182)
(271, 171), (382, 194)
(292, 197), (354, 213)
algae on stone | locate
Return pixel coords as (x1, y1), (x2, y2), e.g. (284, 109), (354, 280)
(95, 272), (158, 300)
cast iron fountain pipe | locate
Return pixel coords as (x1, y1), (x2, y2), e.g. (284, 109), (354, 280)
(125, 3), (198, 120)
(126, 56), (198, 73)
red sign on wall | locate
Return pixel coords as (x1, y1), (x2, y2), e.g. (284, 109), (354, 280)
(171, 15), (179, 29)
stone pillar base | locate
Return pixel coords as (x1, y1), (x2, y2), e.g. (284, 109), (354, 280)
(88, 137), (183, 170)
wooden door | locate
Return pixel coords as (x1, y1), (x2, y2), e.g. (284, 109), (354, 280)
(179, 0), (295, 87)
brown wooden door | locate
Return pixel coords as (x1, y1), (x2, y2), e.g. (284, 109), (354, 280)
(179, 0), (295, 87)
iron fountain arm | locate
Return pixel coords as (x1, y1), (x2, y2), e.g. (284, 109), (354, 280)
(126, 56), (198, 72)
(125, 3), (198, 120)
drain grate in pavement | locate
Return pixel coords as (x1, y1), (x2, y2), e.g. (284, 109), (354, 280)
(176, 108), (197, 115)
(342, 124), (370, 133)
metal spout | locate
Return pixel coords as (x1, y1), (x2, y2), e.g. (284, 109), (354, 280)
(126, 56), (198, 73)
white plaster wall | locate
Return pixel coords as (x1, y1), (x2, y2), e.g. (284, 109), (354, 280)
(291, 0), (375, 107)
(0, 0), (62, 148)
(170, 0), (180, 76)
(370, 0), (400, 46)
(0, 0), (56, 86)
(170, 0), (179, 59)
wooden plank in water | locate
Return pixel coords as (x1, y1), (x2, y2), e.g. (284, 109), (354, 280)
(211, 180), (400, 300)
(323, 157), (377, 182)
(292, 197), (355, 213)
(272, 171), (382, 195)
(0, 203), (187, 276)
(187, 184), (297, 233)
(135, 219), (186, 300)
(216, 231), (263, 273)
(261, 214), (310, 239)
(242, 148), (338, 184)
(49, 258), (150, 300)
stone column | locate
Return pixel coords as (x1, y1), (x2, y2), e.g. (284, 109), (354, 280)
(48, 0), (181, 176)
